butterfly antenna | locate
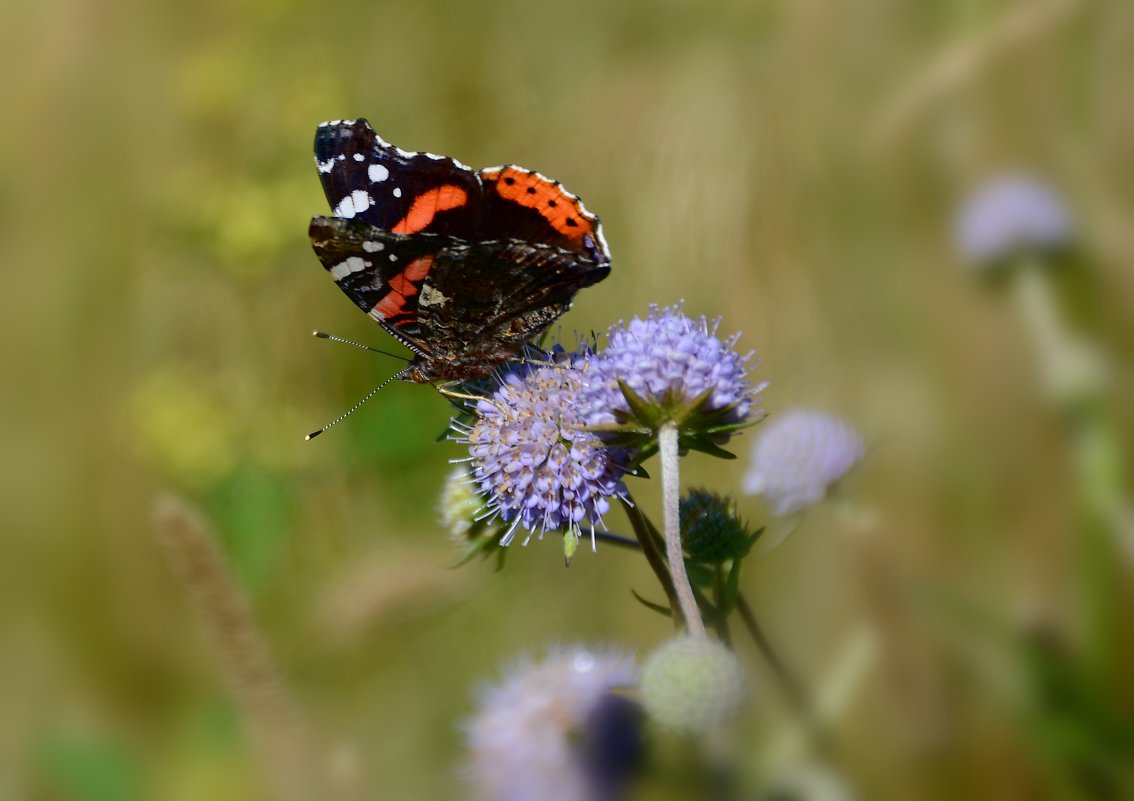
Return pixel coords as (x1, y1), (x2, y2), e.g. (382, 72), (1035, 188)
(312, 330), (410, 363)
(305, 371), (405, 440)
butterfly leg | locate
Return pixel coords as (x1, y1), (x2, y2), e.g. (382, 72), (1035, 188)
(436, 382), (497, 408)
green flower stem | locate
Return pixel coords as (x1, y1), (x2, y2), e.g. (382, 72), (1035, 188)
(598, 526), (830, 739)
(1010, 258), (1102, 405)
(659, 422), (706, 638)
(736, 593), (830, 754)
(621, 495), (684, 631)
(713, 565), (733, 646)
(592, 531), (642, 550)
(1009, 256), (1128, 679)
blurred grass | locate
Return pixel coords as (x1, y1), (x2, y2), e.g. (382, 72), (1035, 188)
(1, 0), (1133, 798)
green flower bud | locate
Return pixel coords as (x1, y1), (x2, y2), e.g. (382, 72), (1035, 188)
(641, 637), (747, 733)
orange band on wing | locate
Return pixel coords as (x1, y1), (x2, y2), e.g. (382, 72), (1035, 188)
(489, 166), (594, 240)
(391, 185), (469, 234)
(372, 255), (434, 320)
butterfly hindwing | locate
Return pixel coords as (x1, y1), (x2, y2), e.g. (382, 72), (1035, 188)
(309, 216), (453, 340)
(315, 119), (483, 238)
(415, 240), (611, 373)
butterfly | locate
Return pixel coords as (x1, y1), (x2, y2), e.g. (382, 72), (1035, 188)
(309, 119), (611, 392)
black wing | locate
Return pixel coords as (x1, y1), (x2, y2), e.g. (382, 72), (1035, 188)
(309, 216), (454, 344)
(416, 240), (611, 368)
(314, 119), (483, 238)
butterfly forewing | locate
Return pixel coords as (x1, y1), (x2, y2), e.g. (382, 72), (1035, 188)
(478, 166), (610, 265)
(315, 119), (483, 238)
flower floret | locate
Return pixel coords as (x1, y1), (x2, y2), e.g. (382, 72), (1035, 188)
(456, 359), (628, 547)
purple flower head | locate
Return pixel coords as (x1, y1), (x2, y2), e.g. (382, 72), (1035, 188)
(464, 644), (638, 801)
(580, 304), (763, 452)
(452, 358), (629, 549)
(742, 409), (864, 516)
(955, 174), (1073, 267)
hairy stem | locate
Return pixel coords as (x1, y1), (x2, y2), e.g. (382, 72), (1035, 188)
(658, 422), (705, 638)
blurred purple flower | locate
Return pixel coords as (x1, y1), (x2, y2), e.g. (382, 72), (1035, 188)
(452, 359), (628, 547)
(464, 644), (638, 801)
(742, 409), (864, 516)
(954, 174), (1073, 266)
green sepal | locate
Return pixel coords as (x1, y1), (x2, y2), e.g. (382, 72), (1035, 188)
(672, 385), (716, 422)
(585, 421), (654, 437)
(450, 527), (504, 569)
(721, 558), (742, 614)
(617, 379), (663, 428)
(701, 417), (759, 436)
(679, 436), (737, 460)
(624, 463), (652, 480)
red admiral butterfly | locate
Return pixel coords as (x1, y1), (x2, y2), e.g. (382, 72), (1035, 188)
(309, 119), (612, 391)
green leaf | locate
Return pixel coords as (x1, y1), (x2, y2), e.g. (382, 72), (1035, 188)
(631, 590), (673, 618)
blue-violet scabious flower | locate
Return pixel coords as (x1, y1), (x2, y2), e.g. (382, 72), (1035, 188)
(742, 409), (864, 516)
(580, 304), (763, 450)
(464, 644), (638, 801)
(453, 359), (629, 547)
(954, 174), (1073, 267)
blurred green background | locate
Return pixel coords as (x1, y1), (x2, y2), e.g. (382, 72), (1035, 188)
(2, 0), (1133, 798)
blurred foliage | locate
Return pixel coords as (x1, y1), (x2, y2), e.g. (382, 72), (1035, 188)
(2, 0), (1134, 798)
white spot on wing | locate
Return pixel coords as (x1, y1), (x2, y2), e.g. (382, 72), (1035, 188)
(329, 255), (367, 280)
(316, 157), (336, 174)
(362, 240), (384, 252)
(389, 254), (397, 262)
(333, 189), (372, 218)
(352, 153), (365, 162)
(392, 187), (402, 198)
(368, 164), (389, 183)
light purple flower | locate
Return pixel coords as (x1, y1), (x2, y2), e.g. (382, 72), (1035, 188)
(742, 409), (864, 516)
(464, 644), (638, 801)
(955, 174), (1073, 266)
(580, 304), (762, 441)
(453, 359), (628, 547)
